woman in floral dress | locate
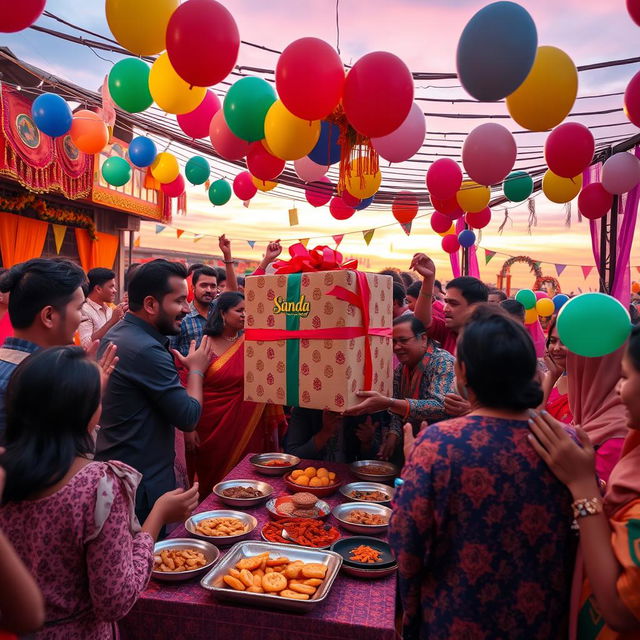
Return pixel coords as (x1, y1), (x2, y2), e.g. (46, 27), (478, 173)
(390, 305), (575, 639)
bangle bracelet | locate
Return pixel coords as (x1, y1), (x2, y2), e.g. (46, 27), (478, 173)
(420, 292), (433, 298)
(402, 399), (411, 421)
(224, 260), (234, 264)
(571, 497), (603, 519)
(189, 369), (205, 378)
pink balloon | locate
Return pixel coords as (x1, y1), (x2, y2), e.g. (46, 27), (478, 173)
(578, 182), (613, 220)
(602, 152), (640, 195)
(294, 156), (328, 182)
(427, 159), (463, 200)
(178, 90), (221, 139)
(233, 171), (258, 200)
(246, 141), (285, 181)
(209, 109), (250, 161)
(534, 291), (549, 300)
(161, 174), (185, 198)
(462, 123), (517, 186)
(442, 234), (461, 254)
(329, 196), (355, 220)
(305, 177), (333, 207)
(371, 102), (425, 163)
(545, 123), (595, 179)
(464, 207), (491, 229)
(431, 211), (453, 234)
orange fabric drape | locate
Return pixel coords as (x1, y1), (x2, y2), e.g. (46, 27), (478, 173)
(0, 211), (48, 268)
(74, 229), (119, 271)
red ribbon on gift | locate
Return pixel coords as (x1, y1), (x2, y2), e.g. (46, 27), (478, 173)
(272, 243), (358, 274)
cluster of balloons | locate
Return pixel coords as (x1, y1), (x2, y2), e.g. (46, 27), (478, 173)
(514, 289), (562, 325)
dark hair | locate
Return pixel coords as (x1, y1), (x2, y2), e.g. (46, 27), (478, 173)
(124, 263), (141, 293)
(630, 304), (640, 326)
(392, 282), (407, 305)
(489, 288), (508, 302)
(434, 279), (443, 293)
(500, 299), (525, 322)
(457, 304), (542, 411)
(127, 259), (188, 312)
(546, 315), (559, 350)
(216, 267), (227, 284)
(188, 263), (205, 276)
(379, 269), (404, 287)
(204, 291), (244, 336)
(628, 325), (640, 371)
(1, 347), (100, 503)
(237, 276), (245, 287)
(0, 258), (86, 329)
(400, 271), (414, 288)
(406, 281), (422, 299)
(192, 266), (218, 286)
(393, 313), (426, 336)
(87, 267), (115, 293)
(447, 276), (489, 305)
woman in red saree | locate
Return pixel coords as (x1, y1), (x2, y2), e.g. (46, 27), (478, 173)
(541, 316), (573, 423)
(184, 292), (286, 499)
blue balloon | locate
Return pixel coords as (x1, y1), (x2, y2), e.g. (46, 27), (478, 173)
(456, 1), (537, 101)
(355, 196), (374, 211)
(128, 136), (157, 168)
(458, 229), (476, 248)
(552, 293), (569, 313)
(31, 93), (72, 138)
(308, 121), (341, 166)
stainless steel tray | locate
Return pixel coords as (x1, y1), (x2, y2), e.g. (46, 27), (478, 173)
(200, 540), (343, 612)
(332, 501), (391, 535)
(339, 481), (394, 505)
(185, 509), (258, 545)
(152, 538), (220, 582)
(212, 479), (274, 507)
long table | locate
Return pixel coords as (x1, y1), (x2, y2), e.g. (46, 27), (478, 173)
(119, 454), (398, 640)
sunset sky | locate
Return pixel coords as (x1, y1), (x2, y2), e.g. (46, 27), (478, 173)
(2, 0), (640, 291)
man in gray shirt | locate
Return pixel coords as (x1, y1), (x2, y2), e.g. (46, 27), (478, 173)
(95, 259), (212, 524)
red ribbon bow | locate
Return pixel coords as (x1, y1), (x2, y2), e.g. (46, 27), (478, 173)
(272, 243), (358, 274)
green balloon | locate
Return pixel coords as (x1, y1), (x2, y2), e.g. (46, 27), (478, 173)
(208, 179), (231, 206)
(102, 157), (131, 187)
(185, 156), (210, 185)
(223, 77), (276, 142)
(108, 58), (153, 114)
(503, 170), (533, 202)
(515, 289), (537, 310)
(557, 293), (631, 358)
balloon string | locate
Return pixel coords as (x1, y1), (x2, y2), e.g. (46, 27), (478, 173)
(335, 0), (341, 55)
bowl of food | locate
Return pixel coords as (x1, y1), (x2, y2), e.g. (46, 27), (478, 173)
(332, 502), (392, 535)
(152, 538), (219, 582)
(261, 518), (340, 550)
(330, 536), (396, 570)
(266, 493), (331, 520)
(250, 453), (300, 476)
(213, 479), (274, 507)
(185, 510), (258, 545)
(339, 482), (394, 505)
(283, 466), (341, 498)
(349, 460), (400, 485)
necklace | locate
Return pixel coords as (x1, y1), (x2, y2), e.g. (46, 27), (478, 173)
(223, 333), (240, 342)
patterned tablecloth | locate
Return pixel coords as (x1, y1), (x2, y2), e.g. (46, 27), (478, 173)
(119, 454), (398, 640)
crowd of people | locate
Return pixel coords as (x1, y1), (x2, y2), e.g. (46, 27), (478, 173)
(0, 240), (638, 639)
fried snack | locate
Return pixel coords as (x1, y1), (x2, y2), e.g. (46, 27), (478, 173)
(239, 569), (254, 588)
(195, 516), (248, 537)
(284, 562), (303, 580)
(280, 589), (310, 600)
(289, 467), (338, 487)
(301, 563), (327, 579)
(276, 501), (296, 516)
(247, 585), (264, 593)
(223, 575), (246, 591)
(237, 554), (267, 571)
(350, 490), (389, 502)
(304, 578), (322, 586)
(263, 459), (291, 467)
(261, 572), (288, 592)
(154, 548), (207, 573)
(289, 582), (316, 595)
(221, 486), (264, 499)
(349, 544), (382, 564)
(291, 492), (318, 508)
(345, 510), (387, 525)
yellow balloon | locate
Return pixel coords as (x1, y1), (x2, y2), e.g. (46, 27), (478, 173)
(151, 152), (180, 184)
(149, 53), (206, 115)
(437, 223), (455, 237)
(542, 170), (583, 204)
(251, 176), (277, 192)
(536, 298), (555, 317)
(345, 157), (382, 199)
(106, 0), (179, 56)
(264, 100), (321, 161)
(524, 307), (538, 325)
(506, 46), (578, 132)
(456, 180), (490, 213)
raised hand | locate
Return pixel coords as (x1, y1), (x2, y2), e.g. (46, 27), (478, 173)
(410, 253), (436, 279)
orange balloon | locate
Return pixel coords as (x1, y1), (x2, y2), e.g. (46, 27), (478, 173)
(70, 110), (109, 154)
(632, 282), (640, 294)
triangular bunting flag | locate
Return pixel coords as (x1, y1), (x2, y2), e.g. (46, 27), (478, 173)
(484, 250), (496, 265)
(400, 221), (412, 236)
(51, 224), (66, 254)
(204, 180), (210, 190)
(555, 264), (567, 277)
(363, 229), (375, 246)
(243, 200), (250, 208)
(636, 266), (640, 274)
(288, 207), (299, 226)
(193, 235), (204, 243)
(581, 266), (593, 279)
(155, 224), (166, 234)
(176, 229), (184, 239)
(332, 234), (344, 247)
(247, 240), (256, 249)
(133, 235), (141, 248)
(534, 261), (542, 270)
(299, 238), (309, 248)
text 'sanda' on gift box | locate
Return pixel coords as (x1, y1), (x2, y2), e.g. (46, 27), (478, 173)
(243, 270), (393, 412)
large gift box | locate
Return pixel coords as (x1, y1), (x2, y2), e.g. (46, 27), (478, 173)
(243, 246), (393, 411)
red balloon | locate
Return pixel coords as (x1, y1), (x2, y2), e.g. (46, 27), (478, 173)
(340, 191), (361, 208)
(329, 197), (355, 220)
(276, 38), (345, 121)
(624, 70), (640, 127)
(209, 110), (250, 161)
(465, 207), (492, 229)
(246, 141), (285, 181)
(161, 174), (186, 198)
(627, 0), (640, 26)
(578, 182), (613, 220)
(431, 195), (464, 219)
(178, 90), (221, 139)
(430, 211), (453, 234)
(0, 0), (45, 32)
(342, 51), (414, 138)
(166, 0), (240, 87)
(442, 234), (461, 254)
(233, 171), (258, 201)
(305, 178), (333, 207)
(544, 123), (595, 179)
(426, 158), (463, 200)
(392, 191), (419, 224)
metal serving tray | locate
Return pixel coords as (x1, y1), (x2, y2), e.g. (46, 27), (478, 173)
(200, 540), (343, 612)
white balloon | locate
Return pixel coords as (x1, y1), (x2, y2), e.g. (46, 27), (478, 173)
(294, 156), (328, 182)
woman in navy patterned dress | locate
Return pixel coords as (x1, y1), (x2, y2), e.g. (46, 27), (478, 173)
(389, 305), (575, 640)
